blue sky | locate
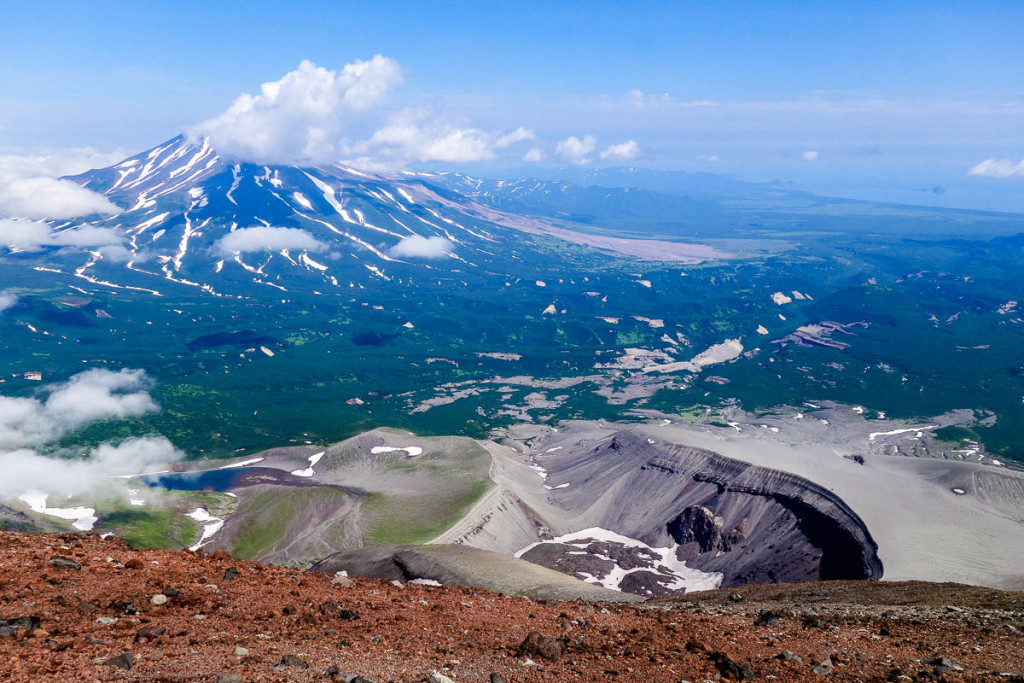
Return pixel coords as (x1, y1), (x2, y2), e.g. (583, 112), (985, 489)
(2, 1), (1023, 210)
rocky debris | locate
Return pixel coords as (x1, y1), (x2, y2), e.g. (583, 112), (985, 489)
(134, 626), (164, 642)
(428, 672), (456, 683)
(150, 593), (168, 605)
(48, 556), (80, 570)
(925, 656), (964, 674)
(320, 601), (361, 620)
(754, 608), (782, 627)
(223, 566), (239, 581)
(214, 675), (241, 683)
(102, 651), (134, 670)
(274, 653), (310, 670)
(710, 651), (756, 680)
(517, 631), (563, 661)
(324, 666), (378, 682)
(1, 531), (1023, 682)
(0, 616), (40, 637)
(813, 656), (835, 675)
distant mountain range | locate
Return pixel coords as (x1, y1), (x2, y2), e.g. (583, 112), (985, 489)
(43, 135), (1022, 302)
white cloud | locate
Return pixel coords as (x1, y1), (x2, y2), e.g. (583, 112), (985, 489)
(627, 89), (674, 109)
(188, 59), (539, 169)
(699, 154), (720, 162)
(0, 148), (123, 220)
(214, 226), (327, 256)
(0, 291), (17, 314)
(556, 135), (597, 165)
(0, 368), (158, 451)
(523, 146), (545, 163)
(45, 369), (158, 432)
(191, 57), (404, 165)
(389, 234), (453, 259)
(968, 158), (1024, 178)
(495, 126), (536, 148)
(0, 218), (124, 251)
(0, 147), (129, 180)
(600, 139), (641, 161)
(0, 368), (182, 506)
(0, 436), (182, 500)
(802, 150), (819, 161)
(352, 110), (497, 165)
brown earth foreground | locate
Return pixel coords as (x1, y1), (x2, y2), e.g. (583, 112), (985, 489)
(2, 531), (1023, 683)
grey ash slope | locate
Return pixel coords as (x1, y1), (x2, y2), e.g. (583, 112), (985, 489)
(428, 426), (883, 596)
(311, 544), (642, 603)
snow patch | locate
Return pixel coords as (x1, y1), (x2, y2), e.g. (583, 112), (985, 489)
(19, 492), (97, 531)
(370, 445), (424, 458)
(290, 451), (325, 477)
(186, 507), (225, 551)
(219, 457), (264, 469)
(868, 426), (937, 442)
(515, 527), (722, 594)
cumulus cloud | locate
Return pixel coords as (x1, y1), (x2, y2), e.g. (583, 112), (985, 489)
(802, 150), (819, 161)
(523, 146), (545, 162)
(495, 126), (536, 148)
(389, 234), (453, 259)
(0, 436), (182, 500)
(0, 148), (124, 220)
(214, 226), (327, 256)
(191, 57), (404, 164)
(0, 218), (125, 252)
(350, 110), (497, 166)
(600, 140), (641, 161)
(0, 290), (17, 314)
(188, 58), (541, 169)
(556, 135), (597, 165)
(968, 158), (1024, 178)
(0, 368), (158, 451)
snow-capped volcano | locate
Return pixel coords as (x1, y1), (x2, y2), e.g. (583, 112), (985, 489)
(58, 135), (554, 298)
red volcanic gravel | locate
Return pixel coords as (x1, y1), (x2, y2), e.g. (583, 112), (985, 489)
(1, 531), (1023, 682)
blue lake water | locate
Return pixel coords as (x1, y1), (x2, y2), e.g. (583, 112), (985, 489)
(140, 467), (271, 492)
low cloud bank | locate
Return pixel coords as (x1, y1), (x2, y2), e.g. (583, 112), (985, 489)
(0, 436), (182, 501)
(0, 218), (125, 251)
(0, 368), (158, 450)
(0, 290), (17, 314)
(0, 148), (124, 220)
(389, 234), (452, 259)
(214, 226), (327, 256)
(0, 368), (180, 502)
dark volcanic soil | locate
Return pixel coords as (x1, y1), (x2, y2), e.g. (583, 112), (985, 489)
(2, 530), (1023, 682)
